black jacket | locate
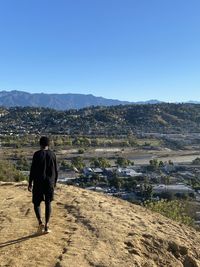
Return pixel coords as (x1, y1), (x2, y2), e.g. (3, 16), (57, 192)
(29, 149), (58, 188)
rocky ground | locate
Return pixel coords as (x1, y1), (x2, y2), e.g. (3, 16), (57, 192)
(0, 182), (200, 267)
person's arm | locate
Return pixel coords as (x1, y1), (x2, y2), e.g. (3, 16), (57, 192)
(54, 154), (58, 187)
(28, 153), (36, 191)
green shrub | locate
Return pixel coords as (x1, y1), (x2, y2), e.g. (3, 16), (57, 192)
(90, 157), (110, 168)
(78, 148), (85, 154)
(192, 157), (200, 165)
(71, 156), (85, 171)
(144, 199), (194, 226)
(0, 160), (26, 182)
(115, 157), (132, 167)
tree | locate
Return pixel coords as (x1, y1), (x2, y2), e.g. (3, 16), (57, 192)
(78, 148), (85, 154)
(115, 157), (131, 167)
(192, 157), (200, 165)
(71, 157), (85, 171)
(159, 161), (164, 167)
(73, 137), (91, 147)
(60, 160), (72, 170)
(90, 157), (110, 168)
(140, 183), (153, 200)
(150, 159), (158, 167)
(90, 173), (101, 186)
(124, 178), (137, 192)
(164, 176), (170, 186)
(147, 159), (159, 171)
(109, 173), (123, 190)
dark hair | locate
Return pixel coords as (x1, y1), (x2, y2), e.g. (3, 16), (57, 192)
(40, 136), (50, 148)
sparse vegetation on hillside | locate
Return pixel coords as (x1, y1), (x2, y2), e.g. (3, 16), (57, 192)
(0, 160), (27, 182)
(145, 199), (194, 226)
(1, 103), (200, 135)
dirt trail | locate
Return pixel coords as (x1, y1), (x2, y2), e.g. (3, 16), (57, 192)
(1, 183), (200, 267)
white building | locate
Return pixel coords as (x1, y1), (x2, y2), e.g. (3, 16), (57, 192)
(117, 168), (142, 177)
(153, 184), (194, 194)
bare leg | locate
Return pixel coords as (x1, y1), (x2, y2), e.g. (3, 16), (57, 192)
(45, 200), (52, 230)
(34, 204), (42, 225)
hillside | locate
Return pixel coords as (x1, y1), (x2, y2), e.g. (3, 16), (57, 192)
(0, 183), (200, 267)
(1, 103), (200, 135)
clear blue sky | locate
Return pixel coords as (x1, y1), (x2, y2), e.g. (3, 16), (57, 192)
(0, 0), (200, 102)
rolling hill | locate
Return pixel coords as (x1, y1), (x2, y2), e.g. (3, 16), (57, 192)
(0, 182), (200, 267)
(1, 103), (200, 135)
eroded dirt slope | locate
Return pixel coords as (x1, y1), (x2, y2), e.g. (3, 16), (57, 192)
(0, 183), (200, 267)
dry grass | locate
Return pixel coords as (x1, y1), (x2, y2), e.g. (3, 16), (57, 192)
(0, 183), (200, 267)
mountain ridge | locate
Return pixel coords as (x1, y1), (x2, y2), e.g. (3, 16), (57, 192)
(0, 90), (161, 110)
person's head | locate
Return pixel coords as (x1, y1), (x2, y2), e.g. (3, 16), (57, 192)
(40, 136), (50, 149)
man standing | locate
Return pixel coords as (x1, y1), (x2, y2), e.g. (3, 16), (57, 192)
(28, 136), (58, 233)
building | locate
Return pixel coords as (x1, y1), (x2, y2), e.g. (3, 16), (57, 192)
(153, 184), (194, 194)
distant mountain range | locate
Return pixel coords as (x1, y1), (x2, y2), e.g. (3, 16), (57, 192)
(0, 90), (161, 110)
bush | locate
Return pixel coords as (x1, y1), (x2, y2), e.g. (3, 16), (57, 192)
(16, 156), (30, 171)
(192, 157), (200, 165)
(60, 160), (72, 170)
(71, 156), (85, 171)
(90, 157), (110, 168)
(115, 157), (132, 167)
(0, 160), (27, 182)
(78, 148), (85, 154)
(144, 199), (194, 226)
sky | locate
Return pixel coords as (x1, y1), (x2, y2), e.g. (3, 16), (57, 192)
(0, 0), (200, 102)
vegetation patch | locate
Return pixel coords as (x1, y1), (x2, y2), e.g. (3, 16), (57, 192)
(0, 160), (27, 182)
(144, 199), (194, 226)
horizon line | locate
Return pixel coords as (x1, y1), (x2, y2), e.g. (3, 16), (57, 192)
(0, 89), (199, 103)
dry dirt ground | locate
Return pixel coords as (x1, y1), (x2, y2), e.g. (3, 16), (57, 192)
(1, 183), (200, 267)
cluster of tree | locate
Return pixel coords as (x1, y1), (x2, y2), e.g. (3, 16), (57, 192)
(189, 176), (200, 190)
(0, 135), (38, 148)
(0, 134), (141, 149)
(136, 184), (153, 200)
(147, 159), (173, 171)
(64, 156), (135, 171)
(90, 157), (111, 168)
(115, 157), (133, 167)
(77, 172), (138, 192)
(1, 103), (200, 136)
(61, 156), (112, 171)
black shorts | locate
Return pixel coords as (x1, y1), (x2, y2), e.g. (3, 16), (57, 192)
(32, 184), (54, 205)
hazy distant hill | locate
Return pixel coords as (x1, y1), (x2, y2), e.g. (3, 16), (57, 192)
(0, 90), (161, 110)
(0, 90), (129, 110)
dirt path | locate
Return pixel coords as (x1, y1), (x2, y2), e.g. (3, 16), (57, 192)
(1, 183), (200, 267)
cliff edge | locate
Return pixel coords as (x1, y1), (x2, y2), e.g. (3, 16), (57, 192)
(0, 183), (200, 267)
